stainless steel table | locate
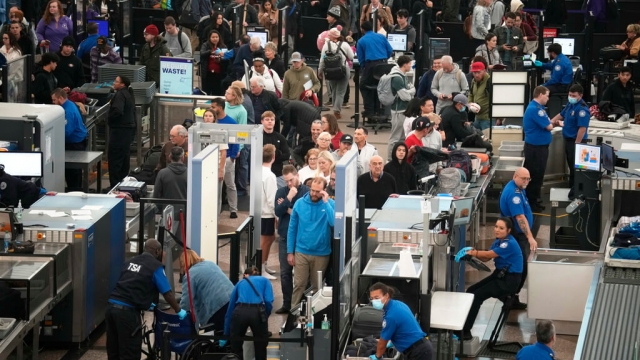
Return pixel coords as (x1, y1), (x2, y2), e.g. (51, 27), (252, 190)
(64, 151), (103, 193)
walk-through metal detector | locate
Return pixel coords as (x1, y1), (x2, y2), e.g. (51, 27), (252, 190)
(187, 123), (264, 266)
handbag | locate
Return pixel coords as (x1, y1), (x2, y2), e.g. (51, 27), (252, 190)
(245, 277), (268, 323)
(523, 40), (538, 54)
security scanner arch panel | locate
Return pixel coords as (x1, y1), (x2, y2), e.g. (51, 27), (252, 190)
(490, 71), (529, 84)
(334, 148), (359, 274)
(492, 85), (526, 104)
(491, 105), (527, 118)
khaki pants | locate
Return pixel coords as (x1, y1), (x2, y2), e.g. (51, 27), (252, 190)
(291, 253), (330, 306)
(183, 27), (199, 52)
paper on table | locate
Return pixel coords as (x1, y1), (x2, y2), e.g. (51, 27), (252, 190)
(49, 212), (69, 218)
(29, 210), (56, 215)
(621, 143), (640, 151)
(81, 205), (103, 210)
(72, 215), (93, 221)
(72, 210), (92, 215)
(303, 80), (313, 91)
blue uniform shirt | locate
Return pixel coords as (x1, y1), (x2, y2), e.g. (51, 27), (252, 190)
(560, 100), (590, 140)
(62, 99), (88, 144)
(516, 341), (555, 360)
(500, 180), (533, 234)
(224, 275), (274, 335)
(490, 234), (523, 273)
(356, 31), (393, 64)
(523, 100), (552, 146)
(380, 299), (426, 352)
(542, 53), (573, 87)
(217, 115), (239, 158)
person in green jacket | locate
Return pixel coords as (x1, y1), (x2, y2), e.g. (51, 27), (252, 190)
(467, 61), (492, 130)
(139, 25), (171, 88)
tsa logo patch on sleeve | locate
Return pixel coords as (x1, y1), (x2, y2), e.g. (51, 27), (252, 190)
(579, 110), (587, 117)
(382, 320), (386, 328)
(500, 242), (508, 248)
(512, 197), (521, 205)
(554, 65), (561, 71)
(538, 110), (545, 117)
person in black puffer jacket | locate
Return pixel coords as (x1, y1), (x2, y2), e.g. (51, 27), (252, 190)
(384, 143), (417, 195)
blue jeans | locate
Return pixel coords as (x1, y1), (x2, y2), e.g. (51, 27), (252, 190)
(235, 145), (250, 194)
(279, 237), (293, 309)
(473, 119), (495, 131)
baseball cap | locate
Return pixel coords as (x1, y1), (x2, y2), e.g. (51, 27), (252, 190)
(144, 24), (159, 36)
(290, 52), (303, 63)
(414, 117), (433, 131)
(470, 62), (485, 72)
(453, 94), (468, 106)
(340, 134), (354, 144)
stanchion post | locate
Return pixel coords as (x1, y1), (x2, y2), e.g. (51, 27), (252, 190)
(330, 237), (340, 360)
(358, 195), (367, 273)
(230, 232), (240, 284)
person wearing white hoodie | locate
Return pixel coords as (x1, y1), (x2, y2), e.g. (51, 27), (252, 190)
(261, 144), (279, 280)
(387, 55), (416, 161)
(430, 55), (469, 114)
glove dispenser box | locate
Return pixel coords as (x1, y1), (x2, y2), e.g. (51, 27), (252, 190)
(0, 258), (54, 321)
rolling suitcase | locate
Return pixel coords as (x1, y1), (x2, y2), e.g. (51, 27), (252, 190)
(350, 305), (383, 340)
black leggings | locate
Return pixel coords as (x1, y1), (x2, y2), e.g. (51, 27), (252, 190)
(463, 271), (521, 332)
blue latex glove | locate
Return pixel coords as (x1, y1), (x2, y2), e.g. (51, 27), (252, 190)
(455, 247), (473, 263)
(387, 340), (394, 348)
(534, 60), (543, 67)
(219, 339), (228, 347)
(148, 303), (156, 311)
(369, 355), (381, 360)
(177, 309), (187, 320)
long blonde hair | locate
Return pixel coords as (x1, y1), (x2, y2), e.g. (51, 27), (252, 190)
(179, 249), (204, 274)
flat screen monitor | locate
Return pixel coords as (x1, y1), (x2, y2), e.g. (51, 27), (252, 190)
(0, 152), (43, 177)
(89, 19), (109, 36)
(247, 30), (268, 48)
(553, 37), (575, 56)
(429, 38), (450, 63)
(601, 143), (615, 173)
(387, 33), (408, 52)
(574, 144), (601, 172)
(453, 197), (474, 226)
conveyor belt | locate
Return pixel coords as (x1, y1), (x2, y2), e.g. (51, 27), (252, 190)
(603, 267), (640, 285)
(580, 283), (640, 359)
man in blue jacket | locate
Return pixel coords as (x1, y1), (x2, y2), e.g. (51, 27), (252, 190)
(535, 43), (573, 93)
(52, 88), (87, 191)
(77, 22), (100, 60)
(274, 165), (309, 313)
(357, 21), (393, 117)
(287, 177), (335, 306)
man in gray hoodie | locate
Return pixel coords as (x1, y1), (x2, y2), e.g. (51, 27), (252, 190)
(387, 55), (416, 161)
(153, 147), (188, 221)
(430, 55), (469, 114)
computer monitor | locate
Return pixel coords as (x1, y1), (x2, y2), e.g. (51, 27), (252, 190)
(0, 152), (43, 177)
(453, 197), (474, 226)
(429, 38), (450, 63)
(88, 19), (109, 36)
(601, 143), (615, 173)
(387, 33), (408, 52)
(247, 30), (268, 48)
(553, 37), (575, 56)
(574, 144), (601, 172)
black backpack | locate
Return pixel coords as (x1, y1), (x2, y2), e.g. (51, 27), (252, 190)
(323, 41), (348, 81)
(447, 149), (472, 182)
(130, 144), (164, 185)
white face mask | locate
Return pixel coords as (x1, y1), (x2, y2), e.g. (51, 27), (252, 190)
(100, 52), (109, 57)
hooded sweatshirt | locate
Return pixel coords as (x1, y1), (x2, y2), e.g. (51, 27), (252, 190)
(384, 143), (417, 195)
(32, 66), (57, 104)
(430, 63), (469, 114)
(139, 37), (171, 87)
(153, 162), (188, 219)
(287, 193), (335, 256)
(468, 72), (491, 120)
(53, 52), (84, 90)
(389, 65), (415, 111)
(282, 63), (321, 101)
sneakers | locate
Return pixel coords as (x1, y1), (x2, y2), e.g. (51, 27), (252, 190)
(342, 103), (351, 109)
(262, 269), (276, 280)
(334, 111), (341, 119)
(264, 262), (276, 275)
(230, 212), (238, 219)
(324, 99), (333, 106)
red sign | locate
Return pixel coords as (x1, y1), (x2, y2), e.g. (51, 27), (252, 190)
(543, 28), (558, 38)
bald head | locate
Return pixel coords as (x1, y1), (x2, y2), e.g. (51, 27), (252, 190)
(513, 167), (531, 189)
(144, 239), (162, 254)
(170, 125), (188, 146)
(370, 155), (384, 178)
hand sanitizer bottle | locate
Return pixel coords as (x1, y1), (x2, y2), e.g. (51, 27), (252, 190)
(321, 314), (330, 330)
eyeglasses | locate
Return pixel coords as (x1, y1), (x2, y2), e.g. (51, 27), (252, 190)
(308, 157), (318, 161)
(518, 176), (531, 182)
(318, 138), (330, 142)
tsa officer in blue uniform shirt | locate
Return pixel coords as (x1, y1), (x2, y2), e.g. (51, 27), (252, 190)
(523, 86), (562, 212)
(458, 217), (523, 340)
(500, 167), (536, 310)
(368, 282), (433, 360)
(534, 43), (573, 93)
(550, 83), (590, 199)
(516, 320), (556, 359)
(223, 266), (274, 360)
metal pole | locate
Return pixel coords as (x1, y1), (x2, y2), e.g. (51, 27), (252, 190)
(230, 232), (240, 284)
(307, 329), (315, 360)
(583, 13), (595, 103)
(348, 63), (361, 128)
(138, 198), (146, 255)
(330, 237), (340, 360)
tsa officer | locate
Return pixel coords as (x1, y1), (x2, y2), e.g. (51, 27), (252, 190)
(106, 239), (187, 360)
(458, 217), (523, 340)
(534, 43), (573, 94)
(550, 83), (590, 199)
(523, 86), (562, 212)
(222, 266), (274, 360)
(0, 164), (47, 209)
(499, 167), (536, 310)
(516, 320), (556, 359)
(368, 282), (433, 360)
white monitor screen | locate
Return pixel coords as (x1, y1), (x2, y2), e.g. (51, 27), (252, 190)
(247, 31), (269, 48)
(553, 38), (575, 56)
(574, 144), (601, 172)
(387, 33), (408, 52)
(0, 152), (43, 177)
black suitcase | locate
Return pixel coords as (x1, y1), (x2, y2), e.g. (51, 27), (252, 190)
(599, 46), (624, 61)
(350, 305), (384, 340)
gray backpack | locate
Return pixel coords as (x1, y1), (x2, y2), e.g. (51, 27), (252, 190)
(377, 73), (402, 106)
(435, 168), (462, 196)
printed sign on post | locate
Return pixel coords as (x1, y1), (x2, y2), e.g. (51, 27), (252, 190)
(159, 57), (194, 100)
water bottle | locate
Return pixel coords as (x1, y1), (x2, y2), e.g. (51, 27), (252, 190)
(3, 231), (10, 253)
(16, 200), (23, 220)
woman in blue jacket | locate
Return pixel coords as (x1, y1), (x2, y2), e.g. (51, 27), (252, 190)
(179, 249), (234, 332)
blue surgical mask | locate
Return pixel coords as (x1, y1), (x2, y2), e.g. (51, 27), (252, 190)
(371, 299), (384, 310)
(567, 96), (578, 104)
(460, 106), (467, 112)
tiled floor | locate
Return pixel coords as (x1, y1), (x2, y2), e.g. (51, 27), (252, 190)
(30, 80), (580, 359)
